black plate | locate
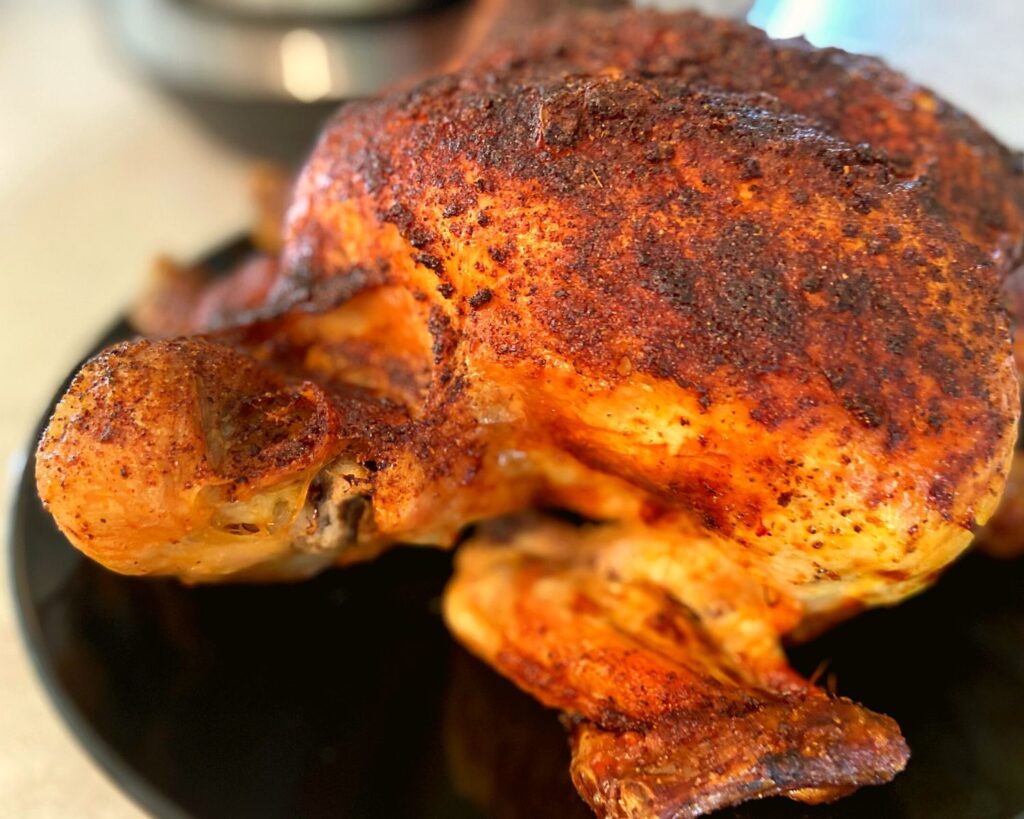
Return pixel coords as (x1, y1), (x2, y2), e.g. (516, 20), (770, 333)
(11, 239), (1024, 819)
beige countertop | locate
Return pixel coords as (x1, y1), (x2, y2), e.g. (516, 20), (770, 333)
(1, 0), (1021, 817)
(1, 3), (247, 816)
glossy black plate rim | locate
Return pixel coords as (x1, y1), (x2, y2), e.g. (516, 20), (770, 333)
(8, 236), (255, 819)
(9, 328), (188, 819)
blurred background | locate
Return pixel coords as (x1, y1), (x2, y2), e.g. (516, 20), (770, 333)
(1, 0), (1021, 816)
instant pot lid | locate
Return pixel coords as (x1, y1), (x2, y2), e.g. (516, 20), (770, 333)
(98, 0), (626, 103)
(192, 0), (454, 19)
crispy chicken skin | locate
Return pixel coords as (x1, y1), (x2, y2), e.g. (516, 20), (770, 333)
(471, 9), (1024, 275)
(33, 12), (1021, 818)
(132, 11), (1024, 338)
(445, 516), (909, 818)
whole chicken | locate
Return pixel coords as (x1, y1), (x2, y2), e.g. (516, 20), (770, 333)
(35, 12), (1020, 819)
(131, 8), (1024, 563)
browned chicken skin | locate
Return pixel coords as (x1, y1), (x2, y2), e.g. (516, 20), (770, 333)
(446, 516), (909, 818)
(35, 11), (1022, 818)
(279, 71), (1015, 616)
(471, 9), (1024, 275)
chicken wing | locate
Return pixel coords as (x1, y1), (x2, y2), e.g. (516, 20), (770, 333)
(36, 302), (649, 581)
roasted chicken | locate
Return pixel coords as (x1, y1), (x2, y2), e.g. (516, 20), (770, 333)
(35, 10), (1022, 818)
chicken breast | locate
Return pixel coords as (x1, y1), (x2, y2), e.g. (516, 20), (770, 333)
(470, 8), (1024, 275)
